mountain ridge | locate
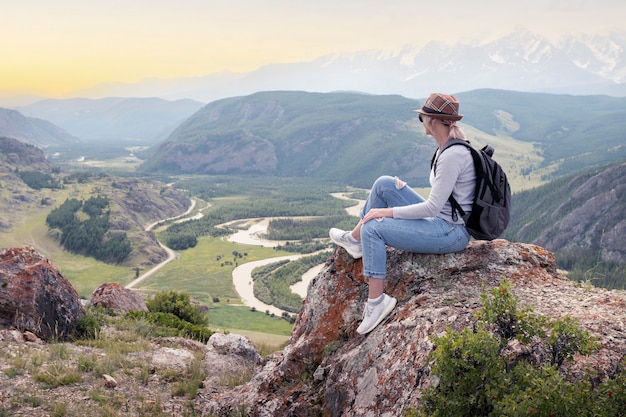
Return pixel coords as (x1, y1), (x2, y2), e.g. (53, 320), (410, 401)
(0, 108), (80, 147)
(16, 97), (204, 143)
(32, 28), (626, 105)
(139, 89), (626, 188)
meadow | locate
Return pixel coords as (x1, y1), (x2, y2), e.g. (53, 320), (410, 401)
(0, 173), (358, 349)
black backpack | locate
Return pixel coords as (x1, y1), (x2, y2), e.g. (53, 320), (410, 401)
(431, 139), (511, 240)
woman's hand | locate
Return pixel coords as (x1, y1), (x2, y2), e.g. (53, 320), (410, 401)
(362, 208), (394, 224)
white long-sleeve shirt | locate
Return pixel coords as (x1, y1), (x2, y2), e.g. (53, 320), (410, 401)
(392, 143), (476, 224)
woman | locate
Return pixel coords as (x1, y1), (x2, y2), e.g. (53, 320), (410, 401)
(329, 93), (476, 335)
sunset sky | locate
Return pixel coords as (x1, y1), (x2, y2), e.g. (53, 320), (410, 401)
(2, 0), (624, 98)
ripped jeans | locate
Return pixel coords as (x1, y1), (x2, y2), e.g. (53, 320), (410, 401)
(360, 175), (470, 279)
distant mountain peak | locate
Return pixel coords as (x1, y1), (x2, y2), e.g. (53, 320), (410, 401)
(9, 29), (625, 106)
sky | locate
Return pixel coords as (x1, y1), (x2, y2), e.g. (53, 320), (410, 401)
(1, 0), (625, 98)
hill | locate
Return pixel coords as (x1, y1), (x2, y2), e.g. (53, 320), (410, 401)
(205, 241), (626, 416)
(139, 91), (437, 188)
(16, 97), (205, 144)
(3, 240), (626, 416)
(139, 89), (626, 189)
(0, 108), (80, 147)
(0, 136), (190, 272)
(0, 137), (61, 232)
(454, 89), (626, 178)
(504, 160), (626, 288)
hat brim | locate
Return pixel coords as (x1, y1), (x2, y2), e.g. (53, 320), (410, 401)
(414, 108), (463, 121)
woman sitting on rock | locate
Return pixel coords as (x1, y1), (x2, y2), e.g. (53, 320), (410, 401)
(329, 93), (476, 335)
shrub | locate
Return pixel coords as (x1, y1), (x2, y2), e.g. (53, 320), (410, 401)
(125, 311), (214, 343)
(416, 278), (623, 417)
(145, 291), (209, 327)
(73, 309), (103, 340)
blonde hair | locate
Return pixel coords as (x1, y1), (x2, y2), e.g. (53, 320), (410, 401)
(426, 116), (466, 140)
(421, 114), (466, 139)
(446, 122), (466, 140)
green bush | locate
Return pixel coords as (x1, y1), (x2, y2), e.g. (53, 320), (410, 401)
(422, 327), (504, 416)
(73, 309), (103, 340)
(415, 278), (626, 417)
(145, 291), (209, 327)
(125, 311), (214, 343)
(131, 291), (213, 342)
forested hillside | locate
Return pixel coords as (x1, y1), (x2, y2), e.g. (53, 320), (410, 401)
(140, 91), (434, 188)
(454, 89), (626, 177)
(140, 90), (626, 188)
(0, 136), (190, 268)
(504, 161), (626, 288)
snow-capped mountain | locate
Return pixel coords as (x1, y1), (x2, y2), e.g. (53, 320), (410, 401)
(71, 28), (626, 102)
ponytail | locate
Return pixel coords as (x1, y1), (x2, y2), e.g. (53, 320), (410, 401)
(446, 121), (466, 140)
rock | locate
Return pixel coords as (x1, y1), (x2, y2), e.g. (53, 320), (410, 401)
(0, 329), (25, 343)
(22, 331), (42, 344)
(103, 374), (118, 388)
(151, 347), (196, 371)
(0, 247), (85, 340)
(198, 240), (626, 417)
(207, 333), (262, 364)
(89, 282), (148, 313)
(203, 333), (263, 389)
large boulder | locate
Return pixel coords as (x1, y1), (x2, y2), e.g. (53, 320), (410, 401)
(89, 282), (148, 313)
(203, 333), (264, 389)
(0, 246), (84, 340)
(198, 240), (626, 417)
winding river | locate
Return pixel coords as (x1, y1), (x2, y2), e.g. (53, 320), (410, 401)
(127, 192), (365, 317)
(227, 192), (364, 315)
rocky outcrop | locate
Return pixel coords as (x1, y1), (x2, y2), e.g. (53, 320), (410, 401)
(89, 282), (148, 313)
(0, 247), (84, 340)
(199, 240), (626, 417)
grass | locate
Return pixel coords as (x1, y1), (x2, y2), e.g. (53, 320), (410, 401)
(0, 175), (312, 341)
(136, 232), (288, 298)
(462, 123), (546, 192)
(0, 315), (227, 416)
(207, 304), (293, 336)
(133, 235), (296, 338)
(135, 235), (291, 303)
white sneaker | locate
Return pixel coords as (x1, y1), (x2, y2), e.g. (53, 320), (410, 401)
(356, 294), (397, 335)
(329, 228), (363, 259)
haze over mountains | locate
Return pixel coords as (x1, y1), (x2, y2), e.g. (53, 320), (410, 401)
(48, 28), (626, 104)
(3, 28), (625, 150)
(14, 97), (204, 144)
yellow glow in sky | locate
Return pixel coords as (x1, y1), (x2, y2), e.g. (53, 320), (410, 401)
(1, 0), (624, 97)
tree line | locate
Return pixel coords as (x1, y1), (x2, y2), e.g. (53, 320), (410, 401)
(46, 196), (131, 264)
(252, 252), (330, 313)
(16, 168), (62, 190)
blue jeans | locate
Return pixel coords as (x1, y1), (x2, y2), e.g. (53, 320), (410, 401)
(360, 175), (470, 279)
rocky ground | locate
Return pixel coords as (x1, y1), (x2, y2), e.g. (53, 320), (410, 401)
(0, 328), (261, 417)
(2, 240), (626, 417)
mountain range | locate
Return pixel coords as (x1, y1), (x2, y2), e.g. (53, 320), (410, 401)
(54, 28), (626, 104)
(1, 87), (625, 288)
(138, 89), (626, 189)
